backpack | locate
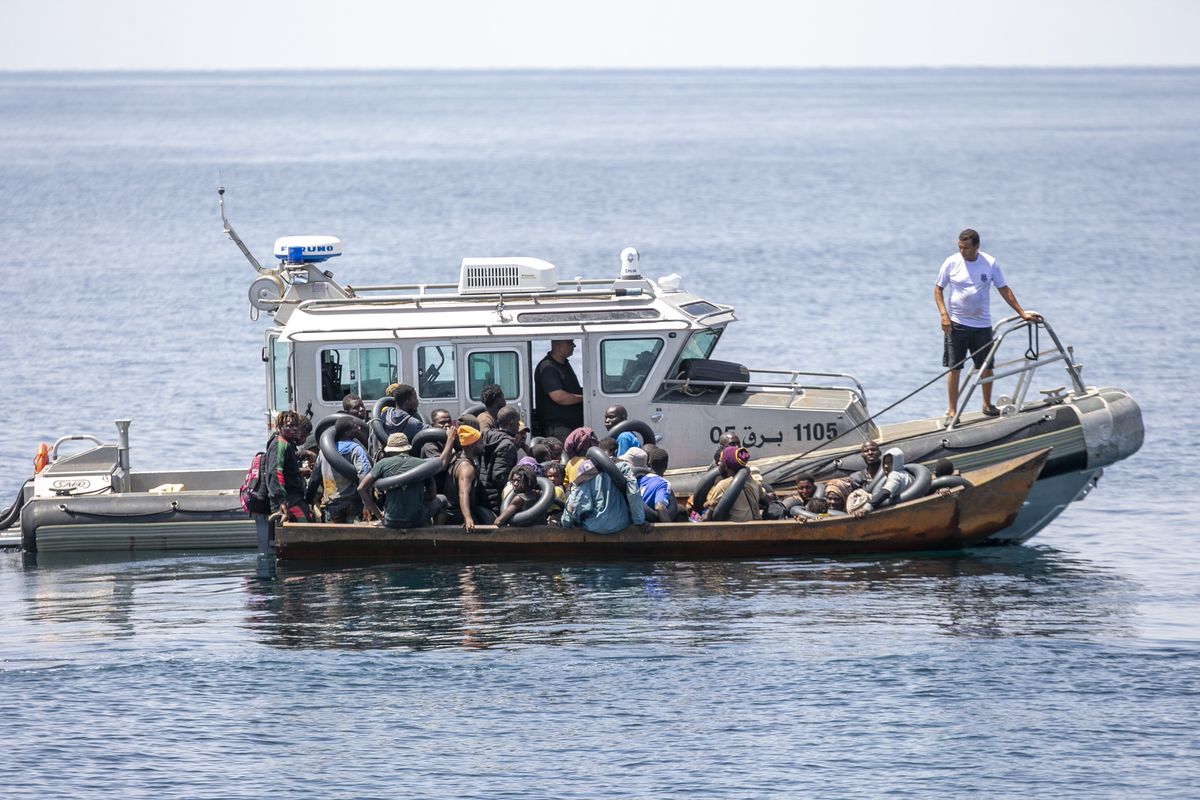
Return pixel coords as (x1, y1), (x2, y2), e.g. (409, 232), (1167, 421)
(239, 451), (270, 515)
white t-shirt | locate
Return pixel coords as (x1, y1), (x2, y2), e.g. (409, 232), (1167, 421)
(935, 251), (1008, 328)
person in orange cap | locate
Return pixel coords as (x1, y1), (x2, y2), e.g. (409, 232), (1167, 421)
(441, 424), (494, 532)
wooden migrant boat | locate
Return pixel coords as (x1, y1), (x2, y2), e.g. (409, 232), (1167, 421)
(274, 449), (1050, 563)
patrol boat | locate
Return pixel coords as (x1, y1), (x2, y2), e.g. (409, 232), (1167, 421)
(0, 191), (1143, 552)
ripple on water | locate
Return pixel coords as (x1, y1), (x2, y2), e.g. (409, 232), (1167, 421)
(2, 68), (1200, 797)
(0, 548), (1198, 798)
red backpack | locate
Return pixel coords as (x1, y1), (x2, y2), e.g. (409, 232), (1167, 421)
(239, 451), (270, 515)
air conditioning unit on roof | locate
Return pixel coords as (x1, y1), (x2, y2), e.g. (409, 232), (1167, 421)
(458, 257), (558, 295)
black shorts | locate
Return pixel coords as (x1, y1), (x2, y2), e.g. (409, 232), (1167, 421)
(943, 323), (995, 370)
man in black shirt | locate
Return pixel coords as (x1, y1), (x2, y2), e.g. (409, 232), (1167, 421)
(534, 339), (584, 440)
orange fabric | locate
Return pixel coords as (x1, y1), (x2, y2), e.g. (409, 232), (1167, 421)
(457, 425), (481, 446)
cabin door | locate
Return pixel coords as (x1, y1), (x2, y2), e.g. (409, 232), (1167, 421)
(528, 338), (588, 435)
(587, 334), (668, 425)
(458, 343), (532, 426)
(265, 331), (291, 421)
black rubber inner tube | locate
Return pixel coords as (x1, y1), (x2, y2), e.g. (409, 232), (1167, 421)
(374, 454), (444, 492)
(777, 494), (816, 520)
(870, 463), (934, 506)
(898, 463), (932, 502)
(371, 396), (425, 439)
(930, 475), (973, 491)
(783, 496), (805, 515)
(369, 396), (391, 448)
(607, 419), (656, 446)
(0, 480), (28, 530)
(510, 476), (556, 527)
(463, 402), (486, 417)
(372, 395), (394, 420)
(710, 467), (751, 521)
(690, 466), (721, 512)
(316, 413), (366, 480)
(584, 446), (644, 523)
(585, 446), (627, 487)
(783, 492), (828, 517)
(319, 427), (358, 480)
(410, 427), (448, 454)
(369, 418), (389, 449)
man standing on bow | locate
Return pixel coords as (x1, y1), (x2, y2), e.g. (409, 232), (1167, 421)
(934, 229), (1041, 419)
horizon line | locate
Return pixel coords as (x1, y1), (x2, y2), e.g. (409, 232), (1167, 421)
(3, 64), (1198, 75)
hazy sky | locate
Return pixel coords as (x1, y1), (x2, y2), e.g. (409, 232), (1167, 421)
(5, 0), (1198, 70)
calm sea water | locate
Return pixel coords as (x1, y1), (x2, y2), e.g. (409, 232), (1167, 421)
(1, 70), (1198, 797)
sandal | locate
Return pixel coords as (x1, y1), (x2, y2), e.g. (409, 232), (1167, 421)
(982, 405), (1000, 417)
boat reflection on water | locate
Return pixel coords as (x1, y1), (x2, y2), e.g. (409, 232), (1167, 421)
(5, 545), (1134, 653)
(4, 549), (255, 649)
(246, 546), (1137, 651)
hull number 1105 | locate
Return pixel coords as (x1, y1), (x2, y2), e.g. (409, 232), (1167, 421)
(707, 423), (840, 448)
(794, 423), (838, 441)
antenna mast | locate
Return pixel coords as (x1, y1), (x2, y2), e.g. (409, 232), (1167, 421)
(218, 186), (272, 276)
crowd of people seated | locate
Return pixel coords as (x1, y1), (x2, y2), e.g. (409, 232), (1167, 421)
(263, 381), (949, 532)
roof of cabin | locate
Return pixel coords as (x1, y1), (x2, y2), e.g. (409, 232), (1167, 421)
(276, 276), (737, 342)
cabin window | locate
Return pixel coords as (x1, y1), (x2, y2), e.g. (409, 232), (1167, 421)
(680, 301), (720, 318)
(272, 338), (291, 409)
(467, 351), (521, 400)
(515, 309), (660, 323)
(417, 344), (457, 399)
(600, 337), (664, 394)
(678, 328), (721, 362)
(318, 346), (397, 402)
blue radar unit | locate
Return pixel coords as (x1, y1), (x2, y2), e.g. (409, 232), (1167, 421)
(273, 235), (343, 264)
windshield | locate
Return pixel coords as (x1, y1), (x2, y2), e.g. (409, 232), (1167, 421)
(677, 328), (722, 362)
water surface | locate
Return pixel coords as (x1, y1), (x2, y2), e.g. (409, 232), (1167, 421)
(1, 69), (1198, 797)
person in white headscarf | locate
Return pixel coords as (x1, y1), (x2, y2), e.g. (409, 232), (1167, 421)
(847, 447), (913, 515)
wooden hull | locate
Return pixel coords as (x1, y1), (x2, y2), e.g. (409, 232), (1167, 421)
(275, 449), (1049, 563)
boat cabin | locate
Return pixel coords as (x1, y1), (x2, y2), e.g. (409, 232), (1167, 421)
(253, 238), (876, 468)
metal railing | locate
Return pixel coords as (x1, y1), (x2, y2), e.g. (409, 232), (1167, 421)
(946, 316), (1086, 429)
(660, 367), (868, 408)
(49, 434), (105, 461)
(294, 277), (647, 314)
(283, 318), (693, 342)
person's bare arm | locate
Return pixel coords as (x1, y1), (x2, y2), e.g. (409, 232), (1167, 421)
(934, 285), (952, 333)
(457, 462), (477, 532)
(548, 389), (583, 406)
(439, 425), (458, 469)
(494, 494), (527, 528)
(358, 473), (383, 522)
(997, 285), (1041, 322)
